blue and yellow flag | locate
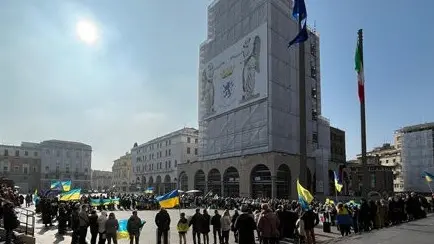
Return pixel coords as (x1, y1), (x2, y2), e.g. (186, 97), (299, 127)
(117, 219), (130, 239)
(297, 179), (313, 210)
(334, 171), (343, 193)
(90, 198), (101, 207)
(423, 171), (434, 182)
(60, 188), (81, 201)
(61, 181), (71, 192)
(156, 189), (180, 209)
(50, 180), (62, 190)
(33, 189), (39, 204)
(144, 187), (154, 194)
(112, 198), (120, 205)
(117, 219), (146, 240)
(102, 199), (112, 206)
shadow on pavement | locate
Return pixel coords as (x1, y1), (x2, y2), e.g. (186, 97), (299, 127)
(54, 233), (65, 244)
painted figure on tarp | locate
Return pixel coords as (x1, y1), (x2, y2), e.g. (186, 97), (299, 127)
(201, 63), (215, 116)
(242, 35), (261, 102)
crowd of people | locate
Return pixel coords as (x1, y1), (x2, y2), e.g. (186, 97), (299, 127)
(28, 190), (433, 244)
(0, 184), (23, 244)
(0, 187), (428, 244)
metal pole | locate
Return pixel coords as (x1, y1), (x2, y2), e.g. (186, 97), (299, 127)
(298, 17), (307, 188)
(358, 29), (369, 198)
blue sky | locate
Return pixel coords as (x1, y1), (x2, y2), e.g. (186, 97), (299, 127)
(0, 0), (433, 170)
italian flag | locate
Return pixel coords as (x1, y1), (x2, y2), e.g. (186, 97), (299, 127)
(355, 38), (365, 102)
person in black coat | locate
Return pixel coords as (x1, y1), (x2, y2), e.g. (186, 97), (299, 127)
(89, 210), (99, 244)
(71, 205), (80, 244)
(189, 208), (203, 244)
(234, 205), (256, 244)
(3, 202), (19, 244)
(211, 210), (222, 244)
(201, 209), (211, 244)
(155, 207), (171, 244)
(231, 210), (239, 243)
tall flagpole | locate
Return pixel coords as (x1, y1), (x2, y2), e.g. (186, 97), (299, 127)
(358, 29), (369, 198)
(298, 7), (307, 189)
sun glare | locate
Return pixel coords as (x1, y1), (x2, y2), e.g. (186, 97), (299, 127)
(76, 20), (99, 45)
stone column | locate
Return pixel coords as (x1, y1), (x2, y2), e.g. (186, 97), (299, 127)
(271, 176), (277, 199)
(221, 180), (224, 197)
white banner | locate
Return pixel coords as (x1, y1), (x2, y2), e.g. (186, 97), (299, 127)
(199, 23), (268, 120)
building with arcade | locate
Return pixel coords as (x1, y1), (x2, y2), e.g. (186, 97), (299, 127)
(177, 0), (331, 199)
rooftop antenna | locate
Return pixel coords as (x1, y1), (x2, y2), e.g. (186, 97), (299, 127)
(313, 20), (317, 34)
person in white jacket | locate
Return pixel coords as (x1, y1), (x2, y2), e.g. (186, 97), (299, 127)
(296, 216), (306, 243)
(98, 211), (108, 244)
(220, 210), (232, 244)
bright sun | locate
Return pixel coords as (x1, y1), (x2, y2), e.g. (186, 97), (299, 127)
(76, 20), (99, 45)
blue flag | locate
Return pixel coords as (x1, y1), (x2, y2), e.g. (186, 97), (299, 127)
(288, 0), (309, 48)
(288, 22), (308, 48)
(293, 0), (307, 21)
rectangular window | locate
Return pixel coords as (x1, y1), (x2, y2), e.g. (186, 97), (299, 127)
(168, 149), (171, 156)
(187, 137), (191, 143)
(370, 173), (376, 188)
(24, 151), (28, 156)
(15, 150), (19, 156)
(187, 147), (191, 154)
(195, 148), (198, 155)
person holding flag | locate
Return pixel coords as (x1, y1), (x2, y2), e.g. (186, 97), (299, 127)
(127, 211), (145, 244)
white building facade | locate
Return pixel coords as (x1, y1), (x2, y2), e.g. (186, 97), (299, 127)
(131, 128), (198, 195)
(399, 123), (434, 193)
(178, 0), (330, 199)
(112, 153), (133, 192)
(39, 140), (92, 190)
(91, 170), (113, 192)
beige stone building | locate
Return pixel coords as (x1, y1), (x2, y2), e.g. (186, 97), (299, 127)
(131, 128), (198, 195)
(91, 170), (112, 192)
(0, 143), (41, 193)
(112, 153), (132, 192)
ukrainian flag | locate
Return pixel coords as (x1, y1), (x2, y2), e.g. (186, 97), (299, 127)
(297, 179), (313, 210)
(59, 188), (81, 201)
(112, 198), (120, 205)
(102, 199), (112, 206)
(33, 189), (39, 204)
(144, 186), (154, 194)
(90, 198), (101, 207)
(423, 171), (434, 182)
(156, 189), (180, 209)
(50, 180), (62, 190)
(117, 219), (146, 240)
(117, 219), (130, 239)
(334, 171), (343, 193)
(61, 180), (72, 192)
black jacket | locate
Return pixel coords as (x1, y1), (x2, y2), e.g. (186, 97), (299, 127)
(211, 214), (221, 229)
(155, 210), (171, 231)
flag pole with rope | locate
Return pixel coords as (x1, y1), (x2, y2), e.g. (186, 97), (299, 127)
(355, 29), (369, 198)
